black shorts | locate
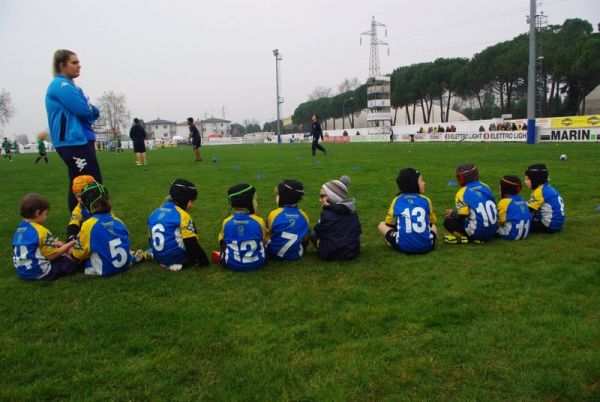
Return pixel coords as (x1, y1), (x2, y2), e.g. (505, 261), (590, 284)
(531, 218), (560, 234)
(192, 140), (201, 149)
(133, 140), (146, 153)
(384, 228), (398, 248)
(443, 216), (468, 236)
(43, 256), (80, 281)
(384, 229), (437, 253)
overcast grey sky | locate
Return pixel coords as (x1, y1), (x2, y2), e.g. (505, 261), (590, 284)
(0, 0), (597, 137)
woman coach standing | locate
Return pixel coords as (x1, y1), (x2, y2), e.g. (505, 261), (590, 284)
(45, 49), (103, 211)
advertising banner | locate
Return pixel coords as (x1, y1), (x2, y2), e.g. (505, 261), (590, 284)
(550, 115), (600, 128)
(392, 131), (527, 142)
(539, 127), (600, 142)
(441, 131), (528, 142)
(367, 112), (392, 121)
(323, 136), (351, 143)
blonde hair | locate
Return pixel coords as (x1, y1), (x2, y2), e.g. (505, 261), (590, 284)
(52, 49), (76, 76)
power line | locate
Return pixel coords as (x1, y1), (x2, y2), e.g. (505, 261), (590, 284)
(387, 0), (564, 41)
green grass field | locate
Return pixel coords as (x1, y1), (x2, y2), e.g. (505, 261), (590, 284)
(1, 142), (599, 401)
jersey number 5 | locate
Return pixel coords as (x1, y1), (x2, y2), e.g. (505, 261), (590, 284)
(109, 238), (128, 268)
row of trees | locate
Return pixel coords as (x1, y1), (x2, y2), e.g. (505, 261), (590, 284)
(0, 88), (130, 141)
(3, 20), (597, 137)
(292, 18), (600, 128)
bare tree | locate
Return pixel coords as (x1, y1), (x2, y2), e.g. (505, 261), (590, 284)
(0, 89), (15, 126)
(308, 86), (333, 101)
(97, 91), (130, 140)
(337, 77), (361, 94)
(15, 134), (29, 145)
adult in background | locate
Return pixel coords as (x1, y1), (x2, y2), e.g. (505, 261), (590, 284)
(187, 117), (202, 161)
(45, 49), (102, 212)
(310, 114), (326, 156)
(129, 118), (147, 166)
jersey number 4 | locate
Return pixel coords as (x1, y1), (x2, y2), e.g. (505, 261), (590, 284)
(13, 246), (33, 270)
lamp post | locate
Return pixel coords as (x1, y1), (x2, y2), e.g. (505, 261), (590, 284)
(342, 97), (354, 130)
(273, 49), (283, 144)
(526, 0), (537, 144)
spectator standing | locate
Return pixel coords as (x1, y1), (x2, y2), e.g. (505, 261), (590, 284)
(310, 114), (327, 156)
(187, 117), (202, 161)
(45, 49), (102, 211)
(129, 118), (147, 166)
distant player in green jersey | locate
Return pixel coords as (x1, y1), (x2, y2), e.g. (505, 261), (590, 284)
(35, 133), (49, 164)
(2, 137), (12, 161)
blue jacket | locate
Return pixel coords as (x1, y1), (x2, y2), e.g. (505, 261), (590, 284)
(45, 75), (100, 147)
(311, 199), (361, 261)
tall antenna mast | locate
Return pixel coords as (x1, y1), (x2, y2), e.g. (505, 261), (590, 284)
(361, 16), (389, 78)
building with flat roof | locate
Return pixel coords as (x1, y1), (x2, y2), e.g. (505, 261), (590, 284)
(200, 117), (231, 137)
(145, 118), (177, 139)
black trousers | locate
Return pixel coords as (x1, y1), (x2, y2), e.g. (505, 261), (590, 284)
(443, 216), (468, 236)
(56, 141), (103, 211)
(311, 139), (326, 155)
(531, 218), (559, 234)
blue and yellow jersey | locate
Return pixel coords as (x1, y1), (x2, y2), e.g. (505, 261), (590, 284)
(147, 201), (198, 266)
(68, 202), (92, 228)
(454, 181), (497, 240)
(219, 212), (267, 271)
(73, 213), (131, 276)
(385, 193), (436, 253)
(527, 184), (565, 231)
(496, 195), (532, 240)
(12, 221), (59, 280)
(266, 207), (310, 260)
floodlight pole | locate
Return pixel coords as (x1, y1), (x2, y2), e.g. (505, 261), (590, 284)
(273, 49), (283, 144)
(526, 0), (537, 144)
(342, 98), (354, 129)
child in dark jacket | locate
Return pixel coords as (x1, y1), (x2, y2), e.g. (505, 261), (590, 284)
(311, 175), (361, 260)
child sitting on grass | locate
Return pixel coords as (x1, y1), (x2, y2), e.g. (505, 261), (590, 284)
(66, 175), (96, 241)
(146, 179), (209, 271)
(496, 175), (532, 240)
(266, 179), (310, 260)
(311, 175), (361, 261)
(13, 193), (79, 280)
(443, 163), (497, 244)
(524, 163), (565, 233)
(378, 168), (437, 254)
(72, 182), (144, 276)
(218, 183), (267, 271)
